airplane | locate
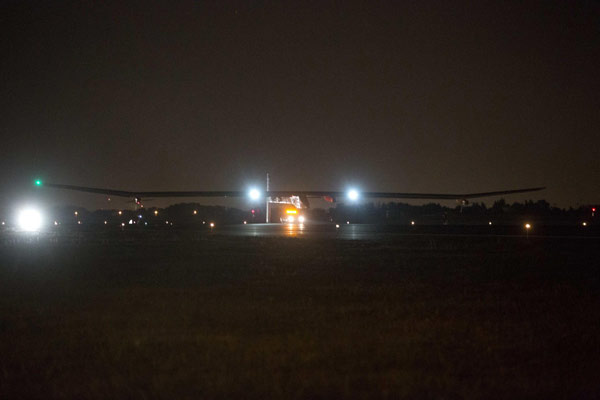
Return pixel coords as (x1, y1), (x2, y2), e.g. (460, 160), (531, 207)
(33, 178), (545, 223)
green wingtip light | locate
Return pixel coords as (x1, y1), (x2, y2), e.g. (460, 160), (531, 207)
(34, 179), (43, 187)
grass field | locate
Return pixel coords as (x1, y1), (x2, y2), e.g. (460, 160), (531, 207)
(1, 234), (599, 399)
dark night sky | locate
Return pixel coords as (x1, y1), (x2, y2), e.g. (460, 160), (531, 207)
(1, 0), (599, 210)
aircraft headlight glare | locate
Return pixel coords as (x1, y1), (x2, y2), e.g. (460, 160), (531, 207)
(347, 189), (359, 201)
(17, 208), (43, 232)
(288, 216), (295, 222)
(248, 188), (261, 200)
(298, 216), (305, 223)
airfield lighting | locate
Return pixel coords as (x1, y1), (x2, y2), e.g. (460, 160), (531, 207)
(525, 223), (531, 239)
(411, 221), (415, 225)
(104, 221), (107, 225)
(138, 214), (142, 219)
(121, 222), (125, 227)
(582, 222), (587, 227)
(210, 222), (215, 228)
(336, 224), (340, 228)
(34, 179), (43, 186)
(248, 188), (261, 201)
(193, 210), (197, 215)
(346, 221), (350, 224)
(1, 222), (4, 225)
(347, 189), (359, 201)
(77, 221), (81, 225)
(17, 208), (42, 232)
(154, 210), (158, 216)
(243, 221), (247, 224)
(118, 210), (122, 215)
(489, 221), (492, 225)
(298, 216), (305, 223)
(74, 211), (78, 216)
(54, 221), (58, 226)
(165, 220), (169, 224)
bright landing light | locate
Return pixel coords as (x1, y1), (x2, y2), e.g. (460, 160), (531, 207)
(347, 189), (359, 201)
(17, 208), (42, 232)
(248, 188), (261, 200)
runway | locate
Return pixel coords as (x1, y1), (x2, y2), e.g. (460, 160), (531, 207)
(213, 223), (600, 240)
(2, 223), (598, 244)
(218, 222), (375, 240)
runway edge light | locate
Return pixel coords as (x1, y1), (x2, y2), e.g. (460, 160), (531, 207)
(34, 179), (43, 187)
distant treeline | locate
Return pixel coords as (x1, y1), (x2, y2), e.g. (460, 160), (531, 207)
(329, 199), (596, 225)
(22, 199), (596, 226)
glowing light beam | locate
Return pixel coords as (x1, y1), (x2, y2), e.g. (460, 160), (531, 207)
(347, 189), (359, 201)
(248, 188), (261, 201)
(18, 209), (42, 232)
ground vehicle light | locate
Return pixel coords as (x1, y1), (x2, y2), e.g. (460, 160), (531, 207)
(17, 208), (43, 232)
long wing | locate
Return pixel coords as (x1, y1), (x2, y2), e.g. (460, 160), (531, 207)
(43, 183), (245, 198)
(42, 182), (545, 201)
(292, 187), (546, 200)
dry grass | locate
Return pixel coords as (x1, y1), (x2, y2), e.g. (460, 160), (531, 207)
(1, 235), (599, 399)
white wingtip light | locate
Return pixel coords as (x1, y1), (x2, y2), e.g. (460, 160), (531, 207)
(248, 188), (261, 201)
(347, 189), (359, 201)
(17, 208), (43, 232)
